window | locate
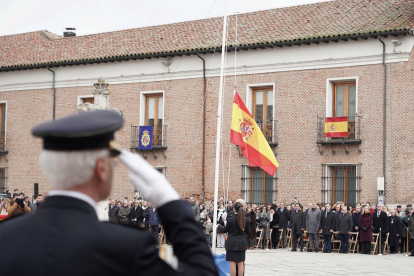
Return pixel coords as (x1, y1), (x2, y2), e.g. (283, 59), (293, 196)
(0, 167), (7, 192)
(252, 88), (274, 143)
(322, 164), (360, 206)
(242, 165), (277, 205)
(78, 95), (94, 105)
(145, 94), (164, 146)
(0, 103), (6, 152)
(333, 82), (357, 139)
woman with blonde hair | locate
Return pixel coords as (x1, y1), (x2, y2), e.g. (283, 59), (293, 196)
(359, 206), (373, 254)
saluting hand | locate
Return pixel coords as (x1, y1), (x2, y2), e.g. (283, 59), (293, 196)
(119, 150), (179, 208)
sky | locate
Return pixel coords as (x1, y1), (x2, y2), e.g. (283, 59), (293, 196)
(0, 0), (332, 36)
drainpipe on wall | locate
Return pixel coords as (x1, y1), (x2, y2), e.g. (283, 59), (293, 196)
(378, 37), (387, 201)
(197, 53), (206, 204)
(47, 66), (56, 120)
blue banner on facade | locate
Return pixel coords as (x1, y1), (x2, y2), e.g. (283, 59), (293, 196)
(138, 125), (153, 150)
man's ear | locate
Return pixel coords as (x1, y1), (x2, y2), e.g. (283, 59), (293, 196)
(94, 157), (108, 182)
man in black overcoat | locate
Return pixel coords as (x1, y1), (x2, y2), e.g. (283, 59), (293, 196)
(0, 111), (218, 276)
(108, 198), (120, 223)
(387, 209), (401, 253)
(130, 199), (144, 227)
(373, 203), (389, 254)
(320, 203), (336, 253)
(290, 203), (306, 252)
(277, 202), (290, 248)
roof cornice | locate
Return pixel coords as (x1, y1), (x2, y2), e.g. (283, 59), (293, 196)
(0, 29), (409, 72)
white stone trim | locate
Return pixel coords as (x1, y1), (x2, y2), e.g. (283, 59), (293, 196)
(0, 52), (409, 93)
(77, 95), (94, 105)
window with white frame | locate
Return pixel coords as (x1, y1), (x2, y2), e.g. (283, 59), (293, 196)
(321, 164), (361, 206)
(140, 91), (165, 147)
(78, 95), (94, 105)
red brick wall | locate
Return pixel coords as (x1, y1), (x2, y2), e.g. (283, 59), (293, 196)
(1, 53), (413, 206)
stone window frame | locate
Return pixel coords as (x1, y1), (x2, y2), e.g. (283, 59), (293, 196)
(77, 95), (94, 105)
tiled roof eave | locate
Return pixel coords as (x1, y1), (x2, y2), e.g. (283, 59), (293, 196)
(0, 29), (410, 72)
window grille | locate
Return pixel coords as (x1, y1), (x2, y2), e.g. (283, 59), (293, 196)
(241, 165), (277, 206)
(0, 167), (7, 193)
(321, 164), (361, 207)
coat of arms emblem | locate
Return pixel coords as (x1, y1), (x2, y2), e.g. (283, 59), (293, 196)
(329, 124), (335, 132)
(141, 130), (151, 147)
(240, 118), (254, 141)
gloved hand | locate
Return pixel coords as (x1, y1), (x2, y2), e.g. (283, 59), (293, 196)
(119, 150), (179, 208)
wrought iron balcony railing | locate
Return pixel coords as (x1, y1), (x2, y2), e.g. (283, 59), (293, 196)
(317, 116), (362, 144)
(256, 120), (277, 146)
(130, 125), (167, 150)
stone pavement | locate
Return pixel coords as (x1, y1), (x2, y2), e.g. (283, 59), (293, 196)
(213, 247), (413, 276)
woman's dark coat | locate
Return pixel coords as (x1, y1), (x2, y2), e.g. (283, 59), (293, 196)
(218, 215), (250, 251)
(320, 210), (336, 235)
(387, 216), (401, 246)
(269, 211), (280, 229)
(248, 210), (256, 239)
(358, 212), (373, 242)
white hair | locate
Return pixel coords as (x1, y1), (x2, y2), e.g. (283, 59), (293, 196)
(39, 149), (109, 190)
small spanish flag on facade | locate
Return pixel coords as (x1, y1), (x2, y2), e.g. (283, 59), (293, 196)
(325, 117), (348, 138)
(230, 92), (279, 176)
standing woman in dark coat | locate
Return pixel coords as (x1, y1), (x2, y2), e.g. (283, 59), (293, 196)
(359, 206), (373, 254)
(218, 202), (250, 276)
(269, 208), (280, 249)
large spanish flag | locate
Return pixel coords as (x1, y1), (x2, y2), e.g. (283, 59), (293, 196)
(325, 117), (348, 137)
(230, 92), (279, 176)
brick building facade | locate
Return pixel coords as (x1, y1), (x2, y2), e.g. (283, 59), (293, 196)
(1, 0), (414, 207)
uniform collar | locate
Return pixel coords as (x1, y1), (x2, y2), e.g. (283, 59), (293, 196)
(48, 190), (96, 212)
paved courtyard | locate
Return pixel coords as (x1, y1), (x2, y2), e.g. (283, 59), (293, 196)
(213, 248), (412, 276)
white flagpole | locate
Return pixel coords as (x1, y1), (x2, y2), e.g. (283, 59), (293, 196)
(212, 0), (228, 255)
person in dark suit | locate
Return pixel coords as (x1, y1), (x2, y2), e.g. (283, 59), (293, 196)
(387, 209), (401, 253)
(352, 206), (362, 252)
(277, 202), (290, 248)
(218, 202), (250, 276)
(373, 203), (389, 254)
(108, 198), (120, 223)
(320, 203), (336, 253)
(29, 194), (43, 214)
(290, 203), (306, 252)
(130, 199), (144, 227)
(337, 206), (353, 253)
(0, 111), (218, 276)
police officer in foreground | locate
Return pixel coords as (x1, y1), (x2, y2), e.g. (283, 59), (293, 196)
(0, 110), (218, 276)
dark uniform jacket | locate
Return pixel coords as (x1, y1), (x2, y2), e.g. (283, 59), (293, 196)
(0, 196), (218, 276)
(320, 210), (336, 235)
(218, 215), (250, 251)
(373, 210), (389, 233)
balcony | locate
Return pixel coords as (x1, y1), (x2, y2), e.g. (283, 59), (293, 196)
(130, 125), (167, 150)
(256, 120), (278, 147)
(317, 115), (362, 144)
(0, 132), (8, 155)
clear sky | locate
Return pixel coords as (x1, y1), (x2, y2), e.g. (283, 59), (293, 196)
(0, 0), (332, 36)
